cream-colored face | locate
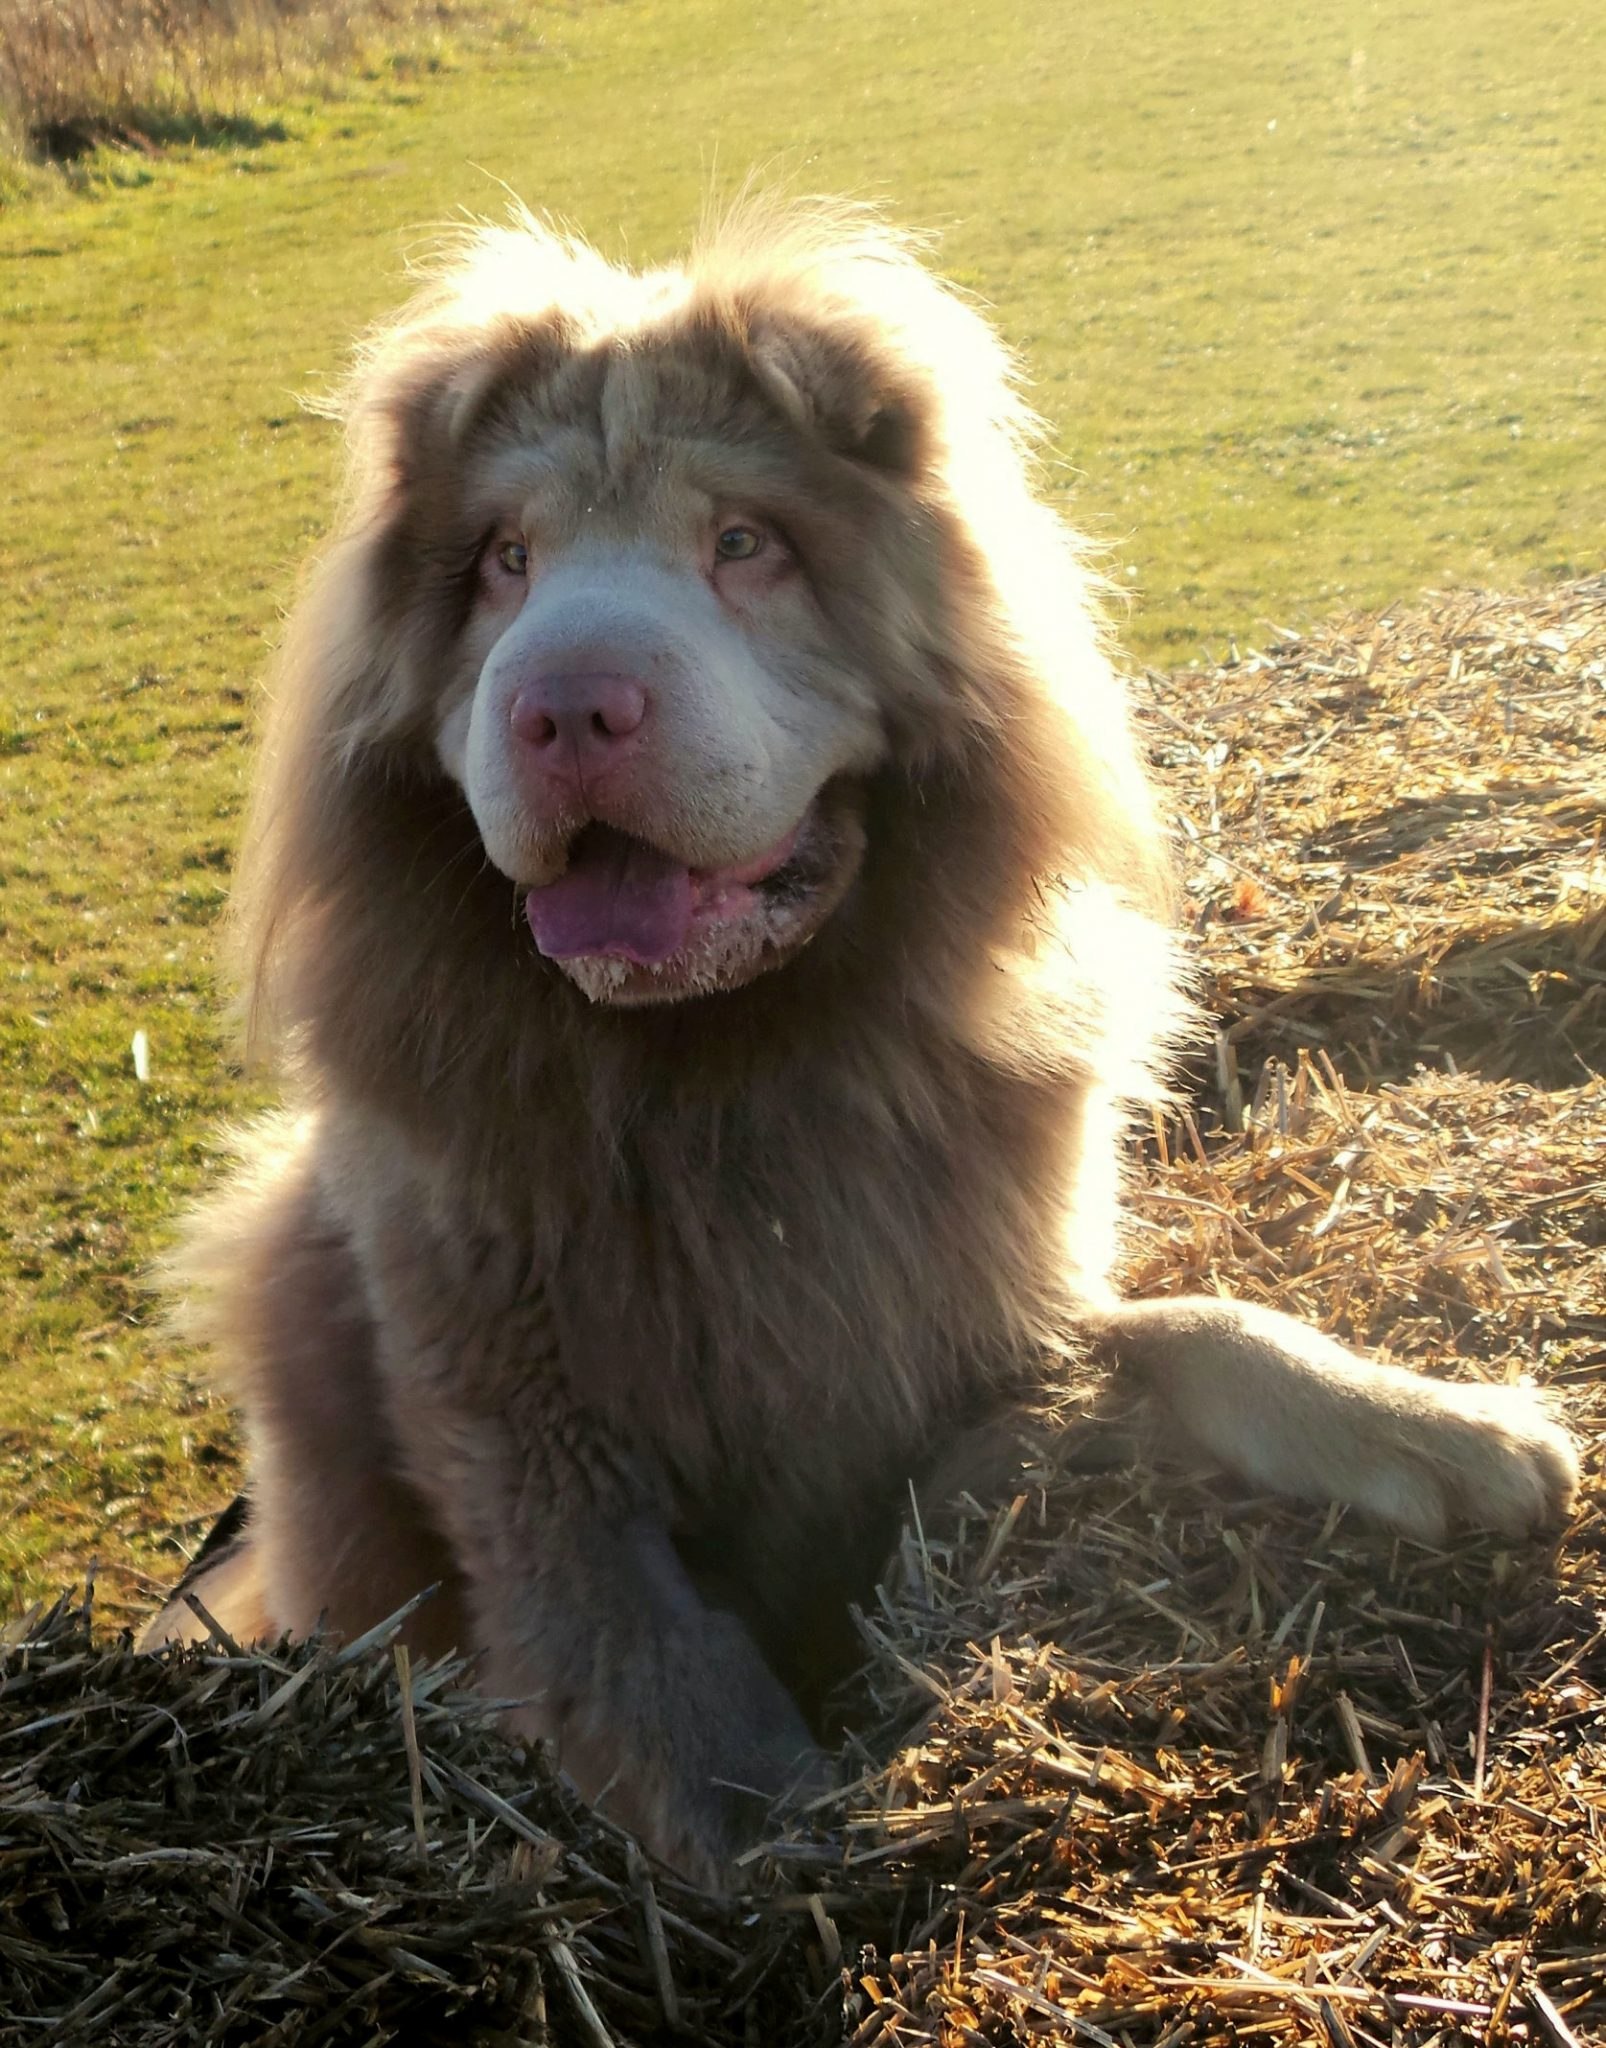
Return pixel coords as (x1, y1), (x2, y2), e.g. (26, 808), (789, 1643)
(431, 445), (883, 1006)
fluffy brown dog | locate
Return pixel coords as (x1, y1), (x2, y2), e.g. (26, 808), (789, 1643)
(146, 200), (1578, 1885)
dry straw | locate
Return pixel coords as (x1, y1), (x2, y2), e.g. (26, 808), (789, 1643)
(4, 579), (1602, 2043)
(1144, 575), (1604, 1096)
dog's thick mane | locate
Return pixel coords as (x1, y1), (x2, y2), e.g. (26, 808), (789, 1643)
(223, 198), (1184, 1431)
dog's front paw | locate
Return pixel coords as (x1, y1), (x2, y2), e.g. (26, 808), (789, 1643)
(1367, 1380), (1580, 1543)
(1102, 1297), (1581, 1546)
(587, 1609), (837, 1893)
(648, 1730), (836, 1894)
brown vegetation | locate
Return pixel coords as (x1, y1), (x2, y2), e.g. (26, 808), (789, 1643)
(0, 0), (456, 158)
(1148, 578), (1605, 1095)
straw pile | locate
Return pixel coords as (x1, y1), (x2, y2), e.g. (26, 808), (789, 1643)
(1144, 577), (1605, 1093)
(0, 1589), (823, 2042)
(4, 579), (1602, 2045)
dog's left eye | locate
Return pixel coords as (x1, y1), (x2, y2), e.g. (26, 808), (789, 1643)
(497, 540), (530, 576)
(714, 526), (764, 562)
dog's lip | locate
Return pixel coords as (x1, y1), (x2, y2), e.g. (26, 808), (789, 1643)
(695, 820), (803, 889)
(524, 813), (809, 966)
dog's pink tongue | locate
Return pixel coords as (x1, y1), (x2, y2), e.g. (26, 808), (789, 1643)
(525, 827), (694, 965)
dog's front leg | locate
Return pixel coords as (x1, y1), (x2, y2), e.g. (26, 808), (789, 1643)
(1086, 1295), (1579, 1542)
(363, 1217), (822, 1888)
(485, 1490), (815, 1884)
(446, 1453), (824, 1888)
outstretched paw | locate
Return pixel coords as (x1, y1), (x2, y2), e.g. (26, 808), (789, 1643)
(1092, 1296), (1581, 1546)
(1355, 1379), (1579, 1544)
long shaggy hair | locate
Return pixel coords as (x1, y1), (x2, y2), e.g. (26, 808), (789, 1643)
(233, 199), (1181, 1382)
(154, 198), (1575, 1885)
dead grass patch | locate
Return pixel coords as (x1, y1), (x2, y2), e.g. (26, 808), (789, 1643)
(0, 0), (468, 160)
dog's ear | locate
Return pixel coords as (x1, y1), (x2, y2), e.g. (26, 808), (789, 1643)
(747, 316), (931, 480)
(353, 313), (579, 502)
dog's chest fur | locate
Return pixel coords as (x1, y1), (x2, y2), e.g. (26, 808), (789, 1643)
(336, 1030), (1079, 1512)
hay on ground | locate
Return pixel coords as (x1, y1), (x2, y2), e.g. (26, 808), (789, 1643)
(1143, 574), (1605, 1092)
(4, 579), (1602, 2045)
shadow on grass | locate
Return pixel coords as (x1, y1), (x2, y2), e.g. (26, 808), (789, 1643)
(29, 109), (289, 163)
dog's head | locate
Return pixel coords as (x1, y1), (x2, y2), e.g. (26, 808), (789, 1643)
(249, 201), (1167, 1034)
(411, 258), (923, 1006)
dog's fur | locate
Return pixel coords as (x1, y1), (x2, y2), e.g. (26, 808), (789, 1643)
(145, 201), (1579, 1884)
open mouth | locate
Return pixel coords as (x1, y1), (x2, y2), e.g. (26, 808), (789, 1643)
(525, 818), (804, 965)
(522, 809), (841, 1003)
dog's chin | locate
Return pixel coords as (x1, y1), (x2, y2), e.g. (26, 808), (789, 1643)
(559, 877), (838, 1008)
(529, 800), (865, 1009)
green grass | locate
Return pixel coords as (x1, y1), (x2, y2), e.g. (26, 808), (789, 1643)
(2, 0), (1602, 1621)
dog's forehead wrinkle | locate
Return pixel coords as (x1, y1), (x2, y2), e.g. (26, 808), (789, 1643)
(473, 432), (600, 530)
(478, 433), (733, 556)
(530, 320), (796, 477)
(481, 330), (824, 523)
(598, 348), (660, 481)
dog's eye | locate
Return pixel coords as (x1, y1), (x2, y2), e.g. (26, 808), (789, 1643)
(714, 526), (764, 562)
(497, 540), (530, 577)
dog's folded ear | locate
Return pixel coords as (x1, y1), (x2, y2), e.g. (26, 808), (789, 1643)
(438, 317), (579, 452)
(745, 315), (931, 480)
(344, 312), (580, 507)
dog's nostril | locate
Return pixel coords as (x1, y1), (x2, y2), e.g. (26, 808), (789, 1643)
(509, 686), (558, 749)
(512, 675), (648, 752)
(592, 680), (647, 739)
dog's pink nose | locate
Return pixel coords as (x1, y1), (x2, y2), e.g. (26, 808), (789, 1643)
(510, 674), (648, 761)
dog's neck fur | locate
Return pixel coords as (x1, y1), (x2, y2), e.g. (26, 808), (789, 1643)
(272, 749), (1111, 1471)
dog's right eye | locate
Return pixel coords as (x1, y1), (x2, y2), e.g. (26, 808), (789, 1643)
(496, 540), (529, 577)
(715, 525), (764, 562)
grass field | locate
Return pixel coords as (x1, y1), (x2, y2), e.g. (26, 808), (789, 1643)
(1, 0), (1603, 1622)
